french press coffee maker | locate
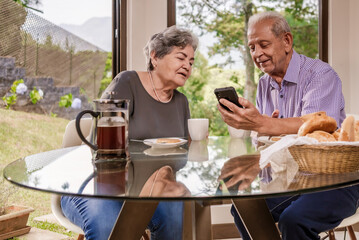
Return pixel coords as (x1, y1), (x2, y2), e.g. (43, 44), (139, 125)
(76, 93), (130, 159)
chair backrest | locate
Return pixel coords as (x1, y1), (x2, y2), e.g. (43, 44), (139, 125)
(62, 118), (92, 148)
(50, 118), (93, 236)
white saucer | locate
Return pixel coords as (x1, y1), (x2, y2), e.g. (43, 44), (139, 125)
(143, 138), (187, 149)
(143, 147), (187, 156)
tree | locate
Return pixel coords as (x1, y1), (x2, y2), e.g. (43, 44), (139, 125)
(98, 52), (113, 97)
(178, 0), (318, 104)
(12, 0), (42, 13)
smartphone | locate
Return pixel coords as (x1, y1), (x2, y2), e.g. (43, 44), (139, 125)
(214, 87), (243, 112)
(215, 175), (242, 195)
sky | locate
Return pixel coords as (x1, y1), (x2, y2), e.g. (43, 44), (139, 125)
(36, 0), (112, 25)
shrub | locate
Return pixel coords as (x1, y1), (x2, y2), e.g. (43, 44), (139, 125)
(59, 93), (73, 108)
(2, 79), (24, 109)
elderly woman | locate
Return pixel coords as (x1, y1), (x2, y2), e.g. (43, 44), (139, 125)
(61, 26), (198, 240)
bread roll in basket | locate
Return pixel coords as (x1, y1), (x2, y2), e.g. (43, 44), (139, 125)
(289, 113), (359, 174)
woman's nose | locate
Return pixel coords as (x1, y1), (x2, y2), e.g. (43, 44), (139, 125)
(182, 61), (190, 70)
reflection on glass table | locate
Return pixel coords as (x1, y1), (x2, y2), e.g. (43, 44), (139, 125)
(4, 136), (359, 240)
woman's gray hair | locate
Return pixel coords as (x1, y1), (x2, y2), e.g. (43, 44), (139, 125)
(144, 25), (198, 71)
(248, 11), (291, 38)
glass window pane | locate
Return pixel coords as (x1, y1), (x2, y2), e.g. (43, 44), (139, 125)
(176, 0), (319, 136)
(0, 0), (112, 118)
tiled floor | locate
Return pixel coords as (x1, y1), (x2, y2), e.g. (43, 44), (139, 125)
(320, 230), (359, 240)
(19, 212), (359, 240)
(18, 226), (359, 240)
(218, 231), (359, 240)
(14, 228), (73, 240)
(16, 214), (77, 240)
(211, 204), (359, 240)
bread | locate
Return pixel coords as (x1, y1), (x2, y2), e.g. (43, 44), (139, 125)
(298, 112), (337, 136)
(156, 138), (181, 144)
(306, 130), (336, 142)
(298, 113), (358, 143)
(355, 120), (359, 141)
(338, 115), (355, 141)
(332, 128), (340, 141)
(300, 111), (327, 122)
(270, 136), (282, 142)
(270, 134), (287, 142)
(355, 120), (359, 133)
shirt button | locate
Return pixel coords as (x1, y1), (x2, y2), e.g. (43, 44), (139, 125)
(280, 95), (283, 98)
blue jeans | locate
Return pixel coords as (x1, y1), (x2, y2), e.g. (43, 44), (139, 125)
(61, 196), (183, 240)
(231, 186), (359, 240)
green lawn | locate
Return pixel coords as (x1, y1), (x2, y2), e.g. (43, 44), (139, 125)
(0, 108), (80, 237)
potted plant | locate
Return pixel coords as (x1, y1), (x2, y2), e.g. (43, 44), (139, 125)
(0, 177), (34, 239)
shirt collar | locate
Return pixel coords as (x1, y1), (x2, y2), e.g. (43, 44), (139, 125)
(282, 50), (300, 84)
(268, 50), (299, 90)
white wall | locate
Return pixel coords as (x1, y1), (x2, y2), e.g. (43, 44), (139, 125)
(329, 0), (359, 115)
(348, 0), (359, 115)
(127, 0), (167, 71)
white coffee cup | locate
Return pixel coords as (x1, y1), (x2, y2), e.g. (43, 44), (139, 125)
(227, 125), (251, 138)
(228, 138), (247, 158)
(188, 118), (209, 141)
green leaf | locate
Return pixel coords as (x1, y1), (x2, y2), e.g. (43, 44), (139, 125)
(29, 87), (43, 104)
(59, 93), (73, 108)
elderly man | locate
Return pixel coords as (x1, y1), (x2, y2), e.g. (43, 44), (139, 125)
(218, 11), (359, 240)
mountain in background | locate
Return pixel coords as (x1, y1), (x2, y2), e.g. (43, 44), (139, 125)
(60, 17), (111, 52)
(59, 17), (244, 68)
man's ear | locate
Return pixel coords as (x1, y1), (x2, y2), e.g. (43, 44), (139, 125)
(283, 32), (293, 53)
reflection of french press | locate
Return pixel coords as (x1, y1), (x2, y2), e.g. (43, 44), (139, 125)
(94, 159), (128, 196)
(76, 92), (130, 159)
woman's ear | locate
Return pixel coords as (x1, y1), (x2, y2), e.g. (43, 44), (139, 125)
(150, 51), (158, 68)
(283, 32), (293, 54)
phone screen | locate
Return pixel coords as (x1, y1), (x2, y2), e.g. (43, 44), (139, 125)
(214, 87), (243, 111)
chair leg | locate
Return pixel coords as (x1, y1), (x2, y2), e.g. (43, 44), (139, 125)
(141, 229), (151, 240)
(328, 230), (335, 240)
(77, 234), (85, 240)
(347, 225), (357, 240)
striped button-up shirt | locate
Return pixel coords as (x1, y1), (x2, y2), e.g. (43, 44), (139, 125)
(256, 50), (346, 127)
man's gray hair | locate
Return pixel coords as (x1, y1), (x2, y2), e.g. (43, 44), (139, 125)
(144, 25), (198, 71)
(248, 11), (291, 37)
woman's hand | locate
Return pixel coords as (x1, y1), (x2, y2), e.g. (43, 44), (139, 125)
(140, 166), (191, 197)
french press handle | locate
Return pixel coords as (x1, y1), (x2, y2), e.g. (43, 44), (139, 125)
(75, 110), (99, 150)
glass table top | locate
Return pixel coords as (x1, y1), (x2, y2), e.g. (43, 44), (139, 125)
(4, 136), (359, 200)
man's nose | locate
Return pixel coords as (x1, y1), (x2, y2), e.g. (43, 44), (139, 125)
(252, 46), (263, 59)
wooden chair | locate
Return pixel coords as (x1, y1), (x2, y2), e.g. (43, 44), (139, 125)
(326, 113), (359, 240)
(327, 208), (359, 240)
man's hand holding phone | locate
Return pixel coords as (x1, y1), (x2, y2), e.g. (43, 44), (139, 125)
(214, 87), (243, 112)
(217, 155), (261, 192)
(215, 87), (264, 132)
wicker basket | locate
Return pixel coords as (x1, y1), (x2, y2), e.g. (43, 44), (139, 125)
(288, 145), (359, 174)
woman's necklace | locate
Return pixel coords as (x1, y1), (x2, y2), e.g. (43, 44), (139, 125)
(148, 71), (173, 103)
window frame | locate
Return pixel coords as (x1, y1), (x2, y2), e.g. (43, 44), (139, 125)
(113, 0), (328, 77)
